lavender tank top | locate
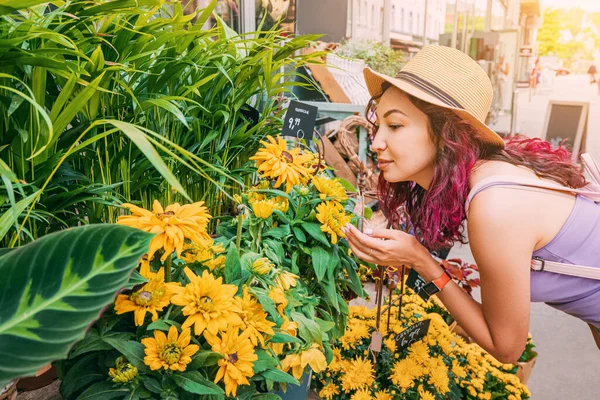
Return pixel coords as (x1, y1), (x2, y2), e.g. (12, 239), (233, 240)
(470, 183), (600, 328)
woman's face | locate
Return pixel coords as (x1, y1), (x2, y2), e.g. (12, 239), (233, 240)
(371, 87), (437, 189)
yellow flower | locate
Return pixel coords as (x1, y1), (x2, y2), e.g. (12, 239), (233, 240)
(170, 268), (242, 336)
(118, 200), (212, 261)
(312, 175), (348, 201)
(274, 270), (299, 291)
(340, 357), (374, 392)
(180, 241), (226, 271)
(114, 265), (178, 326)
(383, 337), (397, 353)
(142, 326), (199, 371)
(250, 198), (277, 219)
(205, 329), (258, 397)
(235, 287), (276, 346)
(108, 357), (138, 383)
(418, 386), (436, 400)
(249, 135), (314, 192)
(268, 287), (288, 314)
(408, 341), (430, 365)
(273, 196), (290, 212)
(452, 360), (467, 379)
(319, 383), (340, 400)
(252, 257), (275, 275)
(316, 201), (351, 244)
(390, 358), (424, 389)
(373, 390), (393, 400)
(280, 345), (327, 380)
(428, 364), (450, 394)
(351, 388), (373, 400)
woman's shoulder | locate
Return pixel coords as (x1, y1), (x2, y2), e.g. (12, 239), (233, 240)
(469, 159), (539, 190)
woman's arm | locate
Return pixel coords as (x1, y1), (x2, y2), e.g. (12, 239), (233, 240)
(450, 187), (536, 363)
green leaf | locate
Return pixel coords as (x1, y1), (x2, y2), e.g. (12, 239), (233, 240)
(0, 225), (152, 385)
(253, 350), (278, 373)
(78, 381), (131, 400)
(142, 378), (162, 395)
(102, 338), (149, 373)
(140, 98), (189, 129)
(270, 331), (302, 344)
(224, 242), (241, 284)
(264, 225), (290, 239)
(187, 350), (225, 370)
(171, 371), (225, 395)
(292, 227), (306, 243)
(302, 223), (330, 247)
(102, 120), (190, 201)
(260, 369), (300, 386)
(0, 190), (40, 242)
(145, 320), (171, 332)
(252, 395), (281, 400)
(124, 270), (148, 290)
(69, 330), (131, 358)
(0, 0), (50, 15)
(311, 247), (329, 282)
(291, 312), (323, 346)
(60, 353), (104, 400)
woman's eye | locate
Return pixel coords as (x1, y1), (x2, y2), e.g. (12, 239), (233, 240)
(389, 124), (403, 130)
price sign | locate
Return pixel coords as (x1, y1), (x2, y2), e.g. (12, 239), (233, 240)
(281, 100), (317, 142)
(240, 104), (260, 128)
(395, 319), (431, 352)
(406, 268), (430, 301)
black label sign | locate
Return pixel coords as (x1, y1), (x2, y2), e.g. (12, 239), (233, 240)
(281, 100), (317, 142)
(406, 268), (430, 301)
(240, 104), (260, 128)
(396, 319), (431, 352)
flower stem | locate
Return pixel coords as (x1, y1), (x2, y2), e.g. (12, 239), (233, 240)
(164, 255), (172, 282)
(236, 213), (243, 252)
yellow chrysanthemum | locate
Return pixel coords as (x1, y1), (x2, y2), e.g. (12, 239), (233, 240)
(280, 344), (328, 380)
(252, 257), (274, 275)
(428, 364), (450, 394)
(390, 357), (425, 390)
(315, 201), (352, 244)
(274, 270), (298, 291)
(340, 357), (374, 392)
(408, 340), (431, 365)
(249, 135), (314, 192)
(351, 388), (373, 400)
(205, 329), (258, 397)
(312, 175), (348, 201)
(170, 268), (242, 336)
(180, 241), (226, 271)
(117, 200), (212, 261)
(141, 326), (199, 371)
(418, 386), (436, 400)
(108, 357), (138, 383)
(114, 265), (179, 326)
(268, 287), (288, 315)
(373, 390), (393, 400)
(235, 287), (276, 346)
(319, 383), (340, 400)
(383, 336), (397, 353)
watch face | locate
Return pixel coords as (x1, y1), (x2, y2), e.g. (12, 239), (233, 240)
(422, 282), (439, 296)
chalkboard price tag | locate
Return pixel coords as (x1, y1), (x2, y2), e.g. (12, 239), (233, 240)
(240, 104), (260, 128)
(396, 319), (431, 352)
(406, 268), (430, 302)
(281, 100), (317, 142)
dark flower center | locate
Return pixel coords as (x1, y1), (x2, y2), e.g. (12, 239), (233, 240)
(281, 151), (294, 163)
(228, 353), (238, 363)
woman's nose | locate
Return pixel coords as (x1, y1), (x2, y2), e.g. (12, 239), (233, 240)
(371, 131), (386, 152)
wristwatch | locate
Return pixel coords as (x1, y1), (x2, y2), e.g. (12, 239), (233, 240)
(422, 270), (452, 297)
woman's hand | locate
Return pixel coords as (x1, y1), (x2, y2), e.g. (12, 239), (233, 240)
(342, 223), (442, 281)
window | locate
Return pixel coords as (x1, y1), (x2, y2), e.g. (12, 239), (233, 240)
(400, 8), (404, 32)
(371, 5), (375, 28)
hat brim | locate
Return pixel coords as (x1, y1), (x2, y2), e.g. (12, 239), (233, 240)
(363, 67), (505, 149)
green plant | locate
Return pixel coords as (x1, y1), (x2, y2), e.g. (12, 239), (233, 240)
(0, 224), (152, 386)
(0, 0), (324, 246)
(335, 38), (406, 76)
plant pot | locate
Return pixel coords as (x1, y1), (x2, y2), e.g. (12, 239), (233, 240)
(16, 363), (57, 392)
(516, 356), (537, 385)
(271, 369), (312, 400)
(0, 381), (17, 400)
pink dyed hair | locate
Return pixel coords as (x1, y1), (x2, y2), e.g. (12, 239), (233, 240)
(368, 88), (586, 250)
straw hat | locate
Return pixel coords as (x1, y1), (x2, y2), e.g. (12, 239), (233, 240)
(363, 45), (505, 149)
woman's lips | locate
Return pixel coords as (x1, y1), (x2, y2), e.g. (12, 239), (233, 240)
(378, 160), (393, 170)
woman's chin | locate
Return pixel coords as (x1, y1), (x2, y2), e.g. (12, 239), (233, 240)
(381, 169), (408, 183)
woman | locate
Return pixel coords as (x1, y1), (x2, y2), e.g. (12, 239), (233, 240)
(343, 46), (600, 363)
